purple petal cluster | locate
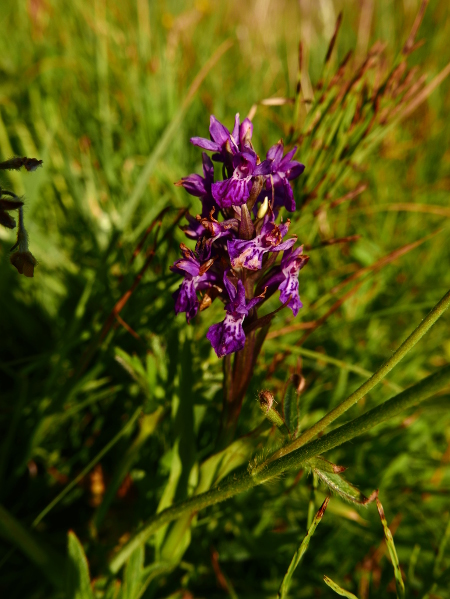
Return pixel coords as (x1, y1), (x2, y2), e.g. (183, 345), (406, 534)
(171, 114), (308, 357)
(206, 272), (264, 357)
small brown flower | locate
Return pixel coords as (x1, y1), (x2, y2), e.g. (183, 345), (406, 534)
(10, 251), (37, 277)
(0, 197), (24, 229)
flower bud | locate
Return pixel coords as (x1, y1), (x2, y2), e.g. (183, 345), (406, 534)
(257, 196), (269, 219)
(9, 206), (38, 277)
(10, 251), (37, 277)
(258, 389), (286, 429)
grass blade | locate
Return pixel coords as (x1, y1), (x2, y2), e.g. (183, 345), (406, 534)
(277, 497), (330, 598)
(376, 497), (405, 599)
(323, 575), (360, 598)
(66, 531), (94, 599)
(120, 39), (233, 228)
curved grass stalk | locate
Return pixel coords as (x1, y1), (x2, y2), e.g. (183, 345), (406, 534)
(264, 288), (450, 465)
(109, 365), (450, 573)
(277, 497), (330, 599)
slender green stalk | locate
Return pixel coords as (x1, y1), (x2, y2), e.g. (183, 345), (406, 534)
(433, 514), (450, 578)
(277, 497), (329, 599)
(32, 407), (141, 528)
(0, 504), (64, 588)
(121, 39), (233, 228)
(92, 407), (164, 533)
(278, 345), (403, 393)
(266, 288), (450, 464)
(323, 576), (360, 598)
(109, 365), (450, 573)
(376, 498), (405, 599)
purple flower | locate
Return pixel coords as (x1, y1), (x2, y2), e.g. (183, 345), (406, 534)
(191, 114), (240, 162)
(197, 210), (238, 251)
(265, 141), (305, 212)
(227, 216), (296, 271)
(171, 244), (218, 322)
(239, 117), (253, 149)
(265, 246), (309, 316)
(206, 272), (264, 357)
(212, 150), (271, 209)
(180, 212), (206, 241)
(176, 153), (217, 216)
(190, 114), (256, 163)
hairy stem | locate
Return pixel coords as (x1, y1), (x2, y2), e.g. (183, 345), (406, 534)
(267, 287), (450, 464)
(109, 365), (450, 573)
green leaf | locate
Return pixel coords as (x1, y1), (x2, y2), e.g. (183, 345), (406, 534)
(323, 575), (360, 598)
(121, 545), (144, 599)
(277, 497), (330, 599)
(376, 498), (405, 599)
(313, 466), (376, 506)
(66, 531), (94, 599)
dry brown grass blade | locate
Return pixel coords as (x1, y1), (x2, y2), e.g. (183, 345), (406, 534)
(356, 0), (375, 64)
(295, 280), (366, 347)
(267, 280), (366, 373)
(129, 206), (171, 265)
(114, 314), (141, 340)
(270, 230), (441, 350)
(360, 203), (450, 217)
(325, 12), (343, 64)
(304, 235), (361, 251)
(76, 208), (186, 377)
(402, 0), (429, 56)
(398, 61), (450, 122)
(314, 184), (368, 216)
(331, 229), (441, 296)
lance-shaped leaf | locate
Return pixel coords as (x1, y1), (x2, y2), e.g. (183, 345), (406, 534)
(313, 464), (377, 506)
(277, 497), (330, 599)
(376, 497), (405, 599)
(66, 531), (94, 599)
(323, 575), (360, 598)
(307, 456), (346, 474)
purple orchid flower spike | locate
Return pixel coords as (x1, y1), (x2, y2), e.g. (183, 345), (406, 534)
(265, 141), (305, 212)
(190, 114), (240, 162)
(206, 272), (265, 358)
(228, 215), (296, 270)
(176, 152), (217, 217)
(212, 150), (271, 209)
(171, 244), (218, 323)
(265, 246), (309, 316)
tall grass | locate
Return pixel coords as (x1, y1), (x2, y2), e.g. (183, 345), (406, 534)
(0, 1), (450, 597)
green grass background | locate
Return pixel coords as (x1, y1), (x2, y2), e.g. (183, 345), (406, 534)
(0, 0), (449, 597)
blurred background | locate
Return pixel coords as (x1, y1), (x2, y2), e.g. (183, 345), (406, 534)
(0, 0), (450, 597)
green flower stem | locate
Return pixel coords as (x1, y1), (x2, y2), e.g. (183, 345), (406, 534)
(266, 288), (450, 464)
(109, 365), (450, 574)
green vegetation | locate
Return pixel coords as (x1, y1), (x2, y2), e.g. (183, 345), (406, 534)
(1, 1), (450, 597)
